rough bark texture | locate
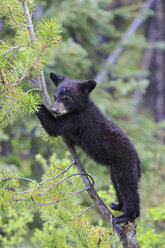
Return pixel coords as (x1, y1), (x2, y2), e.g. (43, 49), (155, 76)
(124, 223), (137, 248)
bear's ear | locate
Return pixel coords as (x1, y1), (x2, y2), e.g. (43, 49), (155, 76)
(80, 80), (97, 94)
(50, 72), (65, 86)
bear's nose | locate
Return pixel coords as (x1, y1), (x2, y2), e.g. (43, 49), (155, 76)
(51, 106), (59, 114)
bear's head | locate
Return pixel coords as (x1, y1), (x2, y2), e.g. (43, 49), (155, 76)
(50, 72), (96, 116)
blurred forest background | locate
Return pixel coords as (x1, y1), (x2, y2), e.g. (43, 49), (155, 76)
(0, 0), (165, 247)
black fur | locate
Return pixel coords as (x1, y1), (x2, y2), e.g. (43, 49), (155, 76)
(36, 72), (141, 224)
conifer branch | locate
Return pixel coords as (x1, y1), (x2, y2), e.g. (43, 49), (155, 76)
(31, 188), (87, 206)
(1, 176), (39, 202)
(56, 203), (97, 222)
(5, 95), (17, 101)
(20, 0), (52, 106)
(5, 45), (32, 53)
(14, 43), (48, 86)
(0, 100), (17, 124)
(22, 1), (36, 44)
(14, 18), (54, 87)
(8, 182), (40, 205)
(40, 172), (94, 196)
(26, 88), (41, 94)
(76, 204), (96, 219)
(14, 18), (52, 87)
(39, 161), (75, 186)
(1, 176), (39, 185)
(8, 5), (28, 27)
(2, 166), (93, 206)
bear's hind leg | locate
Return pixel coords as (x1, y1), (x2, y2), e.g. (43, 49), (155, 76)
(113, 188), (140, 224)
(110, 167), (123, 212)
(110, 166), (140, 224)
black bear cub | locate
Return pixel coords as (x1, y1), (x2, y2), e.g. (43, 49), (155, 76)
(36, 72), (141, 224)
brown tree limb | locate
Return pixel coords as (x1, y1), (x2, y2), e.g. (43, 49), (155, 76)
(95, 0), (155, 84)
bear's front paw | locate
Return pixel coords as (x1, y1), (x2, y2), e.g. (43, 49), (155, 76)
(110, 202), (123, 211)
(35, 104), (46, 116)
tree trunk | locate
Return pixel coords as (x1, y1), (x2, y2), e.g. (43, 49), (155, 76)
(144, 0), (165, 122)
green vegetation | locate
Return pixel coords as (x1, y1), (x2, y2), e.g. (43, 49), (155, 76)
(0, 0), (165, 247)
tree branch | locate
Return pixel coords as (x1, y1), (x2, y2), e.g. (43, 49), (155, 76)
(0, 100), (17, 124)
(8, 5), (28, 27)
(1, 176), (40, 204)
(76, 204), (97, 219)
(22, 0), (52, 106)
(5, 45), (32, 54)
(26, 88), (41, 94)
(14, 21), (53, 87)
(40, 172), (94, 196)
(31, 188), (87, 206)
(95, 0), (155, 84)
(1, 168), (94, 205)
(39, 161), (75, 186)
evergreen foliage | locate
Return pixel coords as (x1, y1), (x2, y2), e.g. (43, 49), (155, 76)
(0, 0), (165, 247)
(0, 0), (61, 129)
(0, 154), (114, 248)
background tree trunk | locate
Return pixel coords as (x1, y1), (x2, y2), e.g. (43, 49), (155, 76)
(144, 0), (165, 122)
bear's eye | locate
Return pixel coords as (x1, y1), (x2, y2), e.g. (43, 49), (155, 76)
(61, 96), (69, 102)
